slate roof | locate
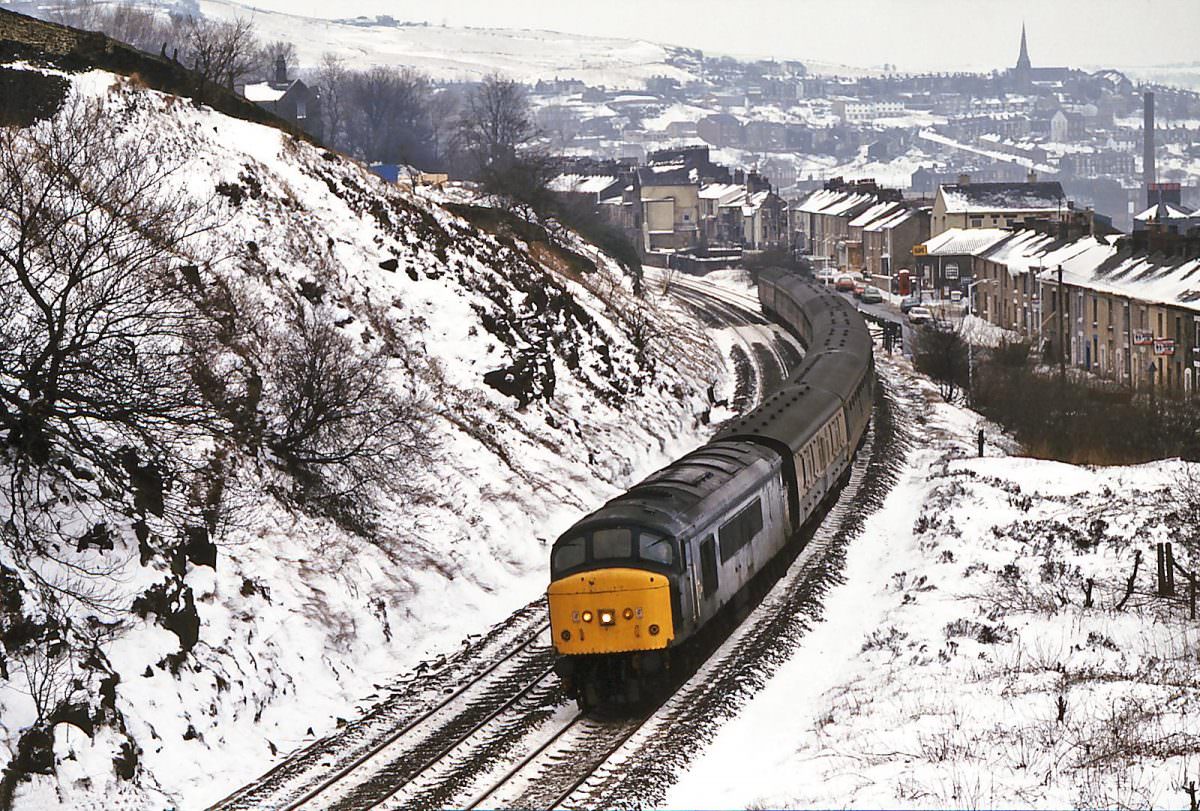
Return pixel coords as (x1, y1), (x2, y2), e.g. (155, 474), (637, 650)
(921, 227), (1011, 256)
(939, 182), (1065, 214)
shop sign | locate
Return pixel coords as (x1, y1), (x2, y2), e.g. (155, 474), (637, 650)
(1133, 329), (1154, 345)
(1154, 338), (1176, 356)
(912, 244), (928, 256)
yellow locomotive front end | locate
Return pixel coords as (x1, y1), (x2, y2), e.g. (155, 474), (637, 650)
(548, 567), (674, 655)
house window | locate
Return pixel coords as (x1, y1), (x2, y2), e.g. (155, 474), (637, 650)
(296, 97), (307, 119)
(970, 217), (983, 227)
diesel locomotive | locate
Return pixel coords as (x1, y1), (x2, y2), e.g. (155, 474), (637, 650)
(547, 271), (875, 708)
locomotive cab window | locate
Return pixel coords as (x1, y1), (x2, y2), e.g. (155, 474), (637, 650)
(638, 532), (676, 567)
(551, 536), (586, 576)
(592, 528), (633, 560)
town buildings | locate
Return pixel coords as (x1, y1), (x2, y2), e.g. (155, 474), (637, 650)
(931, 178), (1066, 236)
(915, 223), (1200, 392)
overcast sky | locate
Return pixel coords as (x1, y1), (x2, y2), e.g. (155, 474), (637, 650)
(249, 0), (1200, 72)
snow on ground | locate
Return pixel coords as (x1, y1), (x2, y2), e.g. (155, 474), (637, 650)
(0, 65), (727, 810)
(198, 0), (698, 87)
(669, 353), (1200, 809)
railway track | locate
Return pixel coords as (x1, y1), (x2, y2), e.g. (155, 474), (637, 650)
(213, 278), (873, 811)
(657, 273), (803, 406)
(208, 605), (553, 810)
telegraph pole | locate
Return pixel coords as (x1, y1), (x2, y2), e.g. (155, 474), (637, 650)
(1058, 264), (1066, 385)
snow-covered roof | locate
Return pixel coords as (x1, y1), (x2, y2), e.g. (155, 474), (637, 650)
(863, 208), (915, 233)
(242, 82), (287, 103)
(738, 189), (773, 215)
(548, 174), (618, 194)
(793, 188), (875, 215)
(1035, 242), (1200, 315)
(718, 190), (748, 209)
(938, 182), (1064, 215)
(1134, 202), (1197, 222)
(848, 201), (903, 229)
(921, 228), (1010, 256)
(698, 182), (743, 200)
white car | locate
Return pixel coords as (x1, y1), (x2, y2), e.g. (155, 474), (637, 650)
(907, 306), (934, 324)
(815, 268), (837, 284)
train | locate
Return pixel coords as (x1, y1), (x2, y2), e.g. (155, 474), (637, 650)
(546, 269), (876, 709)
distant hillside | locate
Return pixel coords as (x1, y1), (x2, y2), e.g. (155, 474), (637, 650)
(198, 0), (702, 87)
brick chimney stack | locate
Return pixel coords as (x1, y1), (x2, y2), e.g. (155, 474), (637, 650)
(1143, 91), (1156, 208)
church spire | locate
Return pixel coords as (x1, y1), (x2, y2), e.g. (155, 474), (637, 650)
(1016, 23), (1032, 71)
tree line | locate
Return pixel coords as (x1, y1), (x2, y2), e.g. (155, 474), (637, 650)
(44, 2), (644, 283)
(47, 1), (539, 178)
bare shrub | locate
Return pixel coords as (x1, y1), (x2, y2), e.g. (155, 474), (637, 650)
(911, 320), (968, 403)
(262, 305), (439, 529)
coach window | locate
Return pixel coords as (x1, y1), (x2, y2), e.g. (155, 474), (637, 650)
(592, 528), (633, 560)
(638, 532), (676, 567)
(551, 536), (586, 575)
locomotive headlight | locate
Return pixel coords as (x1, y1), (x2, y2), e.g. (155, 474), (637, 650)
(561, 629), (571, 641)
(622, 608), (634, 620)
(571, 611), (580, 623)
(599, 610), (615, 626)
(581, 610), (593, 623)
(649, 624), (660, 636)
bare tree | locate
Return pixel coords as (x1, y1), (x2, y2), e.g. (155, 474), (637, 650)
(316, 52), (350, 146)
(0, 98), (214, 551)
(456, 74), (534, 170)
(257, 39), (298, 83)
(344, 66), (434, 167)
(912, 320), (969, 402)
(454, 74), (555, 213)
(179, 15), (260, 93)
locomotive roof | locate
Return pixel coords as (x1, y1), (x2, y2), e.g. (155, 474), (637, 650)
(558, 441), (778, 540)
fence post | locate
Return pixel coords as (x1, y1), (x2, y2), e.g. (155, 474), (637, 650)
(1158, 543), (1168, 597)
(1167, 542), (1177, 597)
(1191, 573), (1196, 621)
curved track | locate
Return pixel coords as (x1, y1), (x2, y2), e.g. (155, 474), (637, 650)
(212, 277), (877, 811)
(657, 271), (804, 410)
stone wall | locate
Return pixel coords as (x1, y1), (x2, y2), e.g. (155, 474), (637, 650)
(0, 9), (322, 145)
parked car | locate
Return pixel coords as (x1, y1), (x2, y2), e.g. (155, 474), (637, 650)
(835, 275), (856, 292)
(900, 295), (921, 314)
(816, 268), (837, 284)
(860, 286), (884, 304)
(852, 280), (867, 298)
(907, 305), (933, 324)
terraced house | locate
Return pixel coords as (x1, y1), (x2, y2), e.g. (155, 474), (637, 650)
(931, 176), (1066, 236)
(948, 224), (1200, 392)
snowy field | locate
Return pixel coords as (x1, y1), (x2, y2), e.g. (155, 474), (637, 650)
(197, 0), (698, 87)
(669, 354), (1200, 809)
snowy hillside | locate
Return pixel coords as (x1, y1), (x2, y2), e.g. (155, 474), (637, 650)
(198, 0), (700, 87)
(0, 63), (725, 809)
